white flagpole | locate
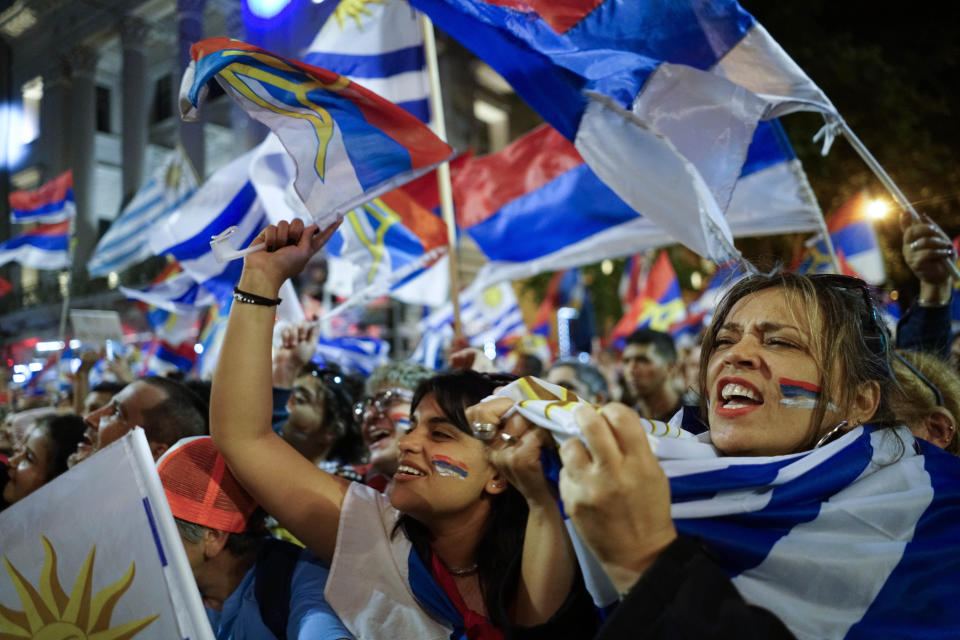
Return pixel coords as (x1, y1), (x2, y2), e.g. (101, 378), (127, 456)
(420, 13), (462, 339)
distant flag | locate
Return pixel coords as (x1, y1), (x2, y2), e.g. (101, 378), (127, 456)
(303, 0), (431, 122)
(312, 335), (391, 377)
(610, 252), (685, 343)
(196, 298), (232, 380)
(88, 147), (199, 276)
(8, 170), (76, 224)
(411, 281), (525, 369)
(120, 269), (219, 316)
(0, 220), (70, 270)
(825, 192), (885, 284)
(618, 254), (644, 309)
(455, 123), (821, 288)
(688, 261), (747, 324)
(668, 311), (707, 350)
(410, 0), (837, 264)
(182, 37), (453, 230)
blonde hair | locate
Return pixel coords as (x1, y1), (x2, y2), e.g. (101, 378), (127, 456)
(890, 350), (960, 455)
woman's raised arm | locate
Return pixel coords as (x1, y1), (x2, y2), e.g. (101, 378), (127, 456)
(210, 218), (347, 563)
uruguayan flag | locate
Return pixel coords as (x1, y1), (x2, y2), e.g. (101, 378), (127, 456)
(88, 147), (198, 276)
(120, 269), (218, 316)
(312, 335), (391, 377)
(411, 281), (525, 369)
(494, 376), (960, 640)
(303, 0), (430, 122)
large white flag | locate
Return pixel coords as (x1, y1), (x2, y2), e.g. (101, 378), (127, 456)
(0, 429), (213, 640)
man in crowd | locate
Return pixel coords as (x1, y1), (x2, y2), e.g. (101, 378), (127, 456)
(68, 375), (207, 466)
(621, 328), (682, 422)
(158, 436), (352, 639)
(546, 358), (609, 405)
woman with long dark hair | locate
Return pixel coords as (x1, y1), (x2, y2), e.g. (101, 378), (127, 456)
(210, 220), (596, 639)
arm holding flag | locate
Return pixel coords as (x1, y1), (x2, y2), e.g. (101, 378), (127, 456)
(210, 218), (350, 563)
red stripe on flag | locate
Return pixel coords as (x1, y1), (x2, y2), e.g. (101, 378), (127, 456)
(9, 171), (73, 211)
(27, 220), (71, 237)
(378, 189), (448, 253)
(778, 378), (821, 393)
(482, 0), (605, 34)
(453, 125), (582, 228)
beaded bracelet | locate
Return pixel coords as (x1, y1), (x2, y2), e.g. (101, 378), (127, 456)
(233, 287), (282, 307)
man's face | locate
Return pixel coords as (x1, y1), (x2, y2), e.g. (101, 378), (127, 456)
(82, 390), (114, 416)
(70, 381), (168, 467)
(546, 366), (596, 403)
(622, 343), (672, 398)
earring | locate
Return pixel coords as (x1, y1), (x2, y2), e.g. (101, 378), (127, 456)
(815, 420), (848, 449)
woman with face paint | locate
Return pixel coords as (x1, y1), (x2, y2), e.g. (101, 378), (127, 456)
(481, 272), (955, 640)
(210, 220), (597, 639)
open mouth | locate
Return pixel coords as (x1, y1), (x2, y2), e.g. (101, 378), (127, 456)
(716, 378), (764, 411)
(395, 463), (426, 479)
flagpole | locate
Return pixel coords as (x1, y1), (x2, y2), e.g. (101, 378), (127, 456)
(420, 13), (462, 339)
(814, 217), (843, 274)
(56, 209), (77, 393)
(838, 121), (960, 280)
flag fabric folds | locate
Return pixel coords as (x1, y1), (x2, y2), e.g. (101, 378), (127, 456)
(455, 122), (821, 288)
(611, 251), (685, 341)
(0, 429), (215, 639)
(410, 0), (836, 264)
(88, 147), (198, 276)
(8, 170), (76, 224)
(0, 220), (70, 270)
(493, 376), (960, 639)
(182, 37), (453, 229)
(311, 334), (391, 377)
(302, 0), (431, 122)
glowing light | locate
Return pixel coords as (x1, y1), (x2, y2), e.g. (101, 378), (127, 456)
(194, 343), (204, 354)
(36, 340), (64, 352)
(13, 364), (27, 374)
(108, 271), (119, 289)
(69, 339), (81, 348)
(601, 259), (614, 275)
(0, 103), (31, 168)
(11, 373), (25, 384)
(866, 199), (889, 220)
(691, 271), (702, 289)
(245, 0), (293, 18)
(484, 341), (497, 361)
(28, 362), (43, 371)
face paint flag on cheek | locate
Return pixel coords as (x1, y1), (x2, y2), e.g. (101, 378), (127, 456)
(431, 455), (469, 479)
(779, 378), (838, 411)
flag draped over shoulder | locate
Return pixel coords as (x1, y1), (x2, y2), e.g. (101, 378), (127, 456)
(0, 429), (214, 639)
(182, 37), (453, 229)
(455, 121), (821, 287)
(411, 0), (836, 263)
(88, 147), (198, 276)
(610, 251), (685, 341)
(0, 220), (70, 270)
(493, 376), (960, 639)
(8, 170), (76, 224)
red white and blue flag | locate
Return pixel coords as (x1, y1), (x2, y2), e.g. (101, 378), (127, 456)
(610, 251), (685, 343)
(410, 0), (836, 264)
(0, 220), (70, 270)
(182, 38), (453, 230)
(8, 171), (76, 224)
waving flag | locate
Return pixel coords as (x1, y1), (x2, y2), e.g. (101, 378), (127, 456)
(0, 219), (70, 270)
(688, 261), (746, 322)
(411, 281), (525, 369)
(493, 377), (960, 638)
(410, 0), (835, 264)
(8, 170), (76, 224)
(825, 192), (885, 284)
(182, 38), (452, 229)
(457, 122), (821, 287)
(120, 269), (219, 316)
(303, 0), (430, 122)
(88, 147), (198, 276)
(611, 251), (685, 341)
(312, 334), (391, 377)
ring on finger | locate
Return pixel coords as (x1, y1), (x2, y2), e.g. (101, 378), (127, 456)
(500, 432), (519, 446)
(471, 422), (498, 441)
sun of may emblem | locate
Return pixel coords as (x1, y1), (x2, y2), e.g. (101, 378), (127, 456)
(0, 536), (158, 640)
(334, 0), (387, 30)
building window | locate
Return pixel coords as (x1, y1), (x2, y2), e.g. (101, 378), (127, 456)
(151, 74), (172, 123)
(95, 86), (111, 132)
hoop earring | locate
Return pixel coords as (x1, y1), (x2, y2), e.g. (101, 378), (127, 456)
(815, 420), (848, 449)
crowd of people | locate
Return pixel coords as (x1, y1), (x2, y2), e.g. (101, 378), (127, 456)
(0, 211), (959, 638)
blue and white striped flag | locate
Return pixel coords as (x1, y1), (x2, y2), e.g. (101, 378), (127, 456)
(495, 376), (960, 640)
(303, 0), (430, 123)
(88, 147), (198, 276)
(411, 281), (525, 369)
(120, 269), (218, 316)
(312, 335), (391, 377)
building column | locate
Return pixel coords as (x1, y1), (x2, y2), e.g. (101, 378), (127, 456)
(178, 0), (205, 178)
(41, 57), (72, 175)
(120, 16), (149, 206)
(68, 45), (98, 278)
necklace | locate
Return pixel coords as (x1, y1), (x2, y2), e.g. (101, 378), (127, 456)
(446, 562), (479, 576)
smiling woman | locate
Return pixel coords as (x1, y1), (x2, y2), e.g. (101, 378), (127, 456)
(2, 413), (85, 510)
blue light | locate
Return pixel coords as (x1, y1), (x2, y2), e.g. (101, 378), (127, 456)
(0, 102), (30, 169)
(245, 0), (293, 19)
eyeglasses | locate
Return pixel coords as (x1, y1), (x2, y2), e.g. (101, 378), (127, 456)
(353, 389), (414, 420)
(893, 351), (945, 408)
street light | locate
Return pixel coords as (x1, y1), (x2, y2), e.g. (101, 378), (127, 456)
(866, 199), (889, 220)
